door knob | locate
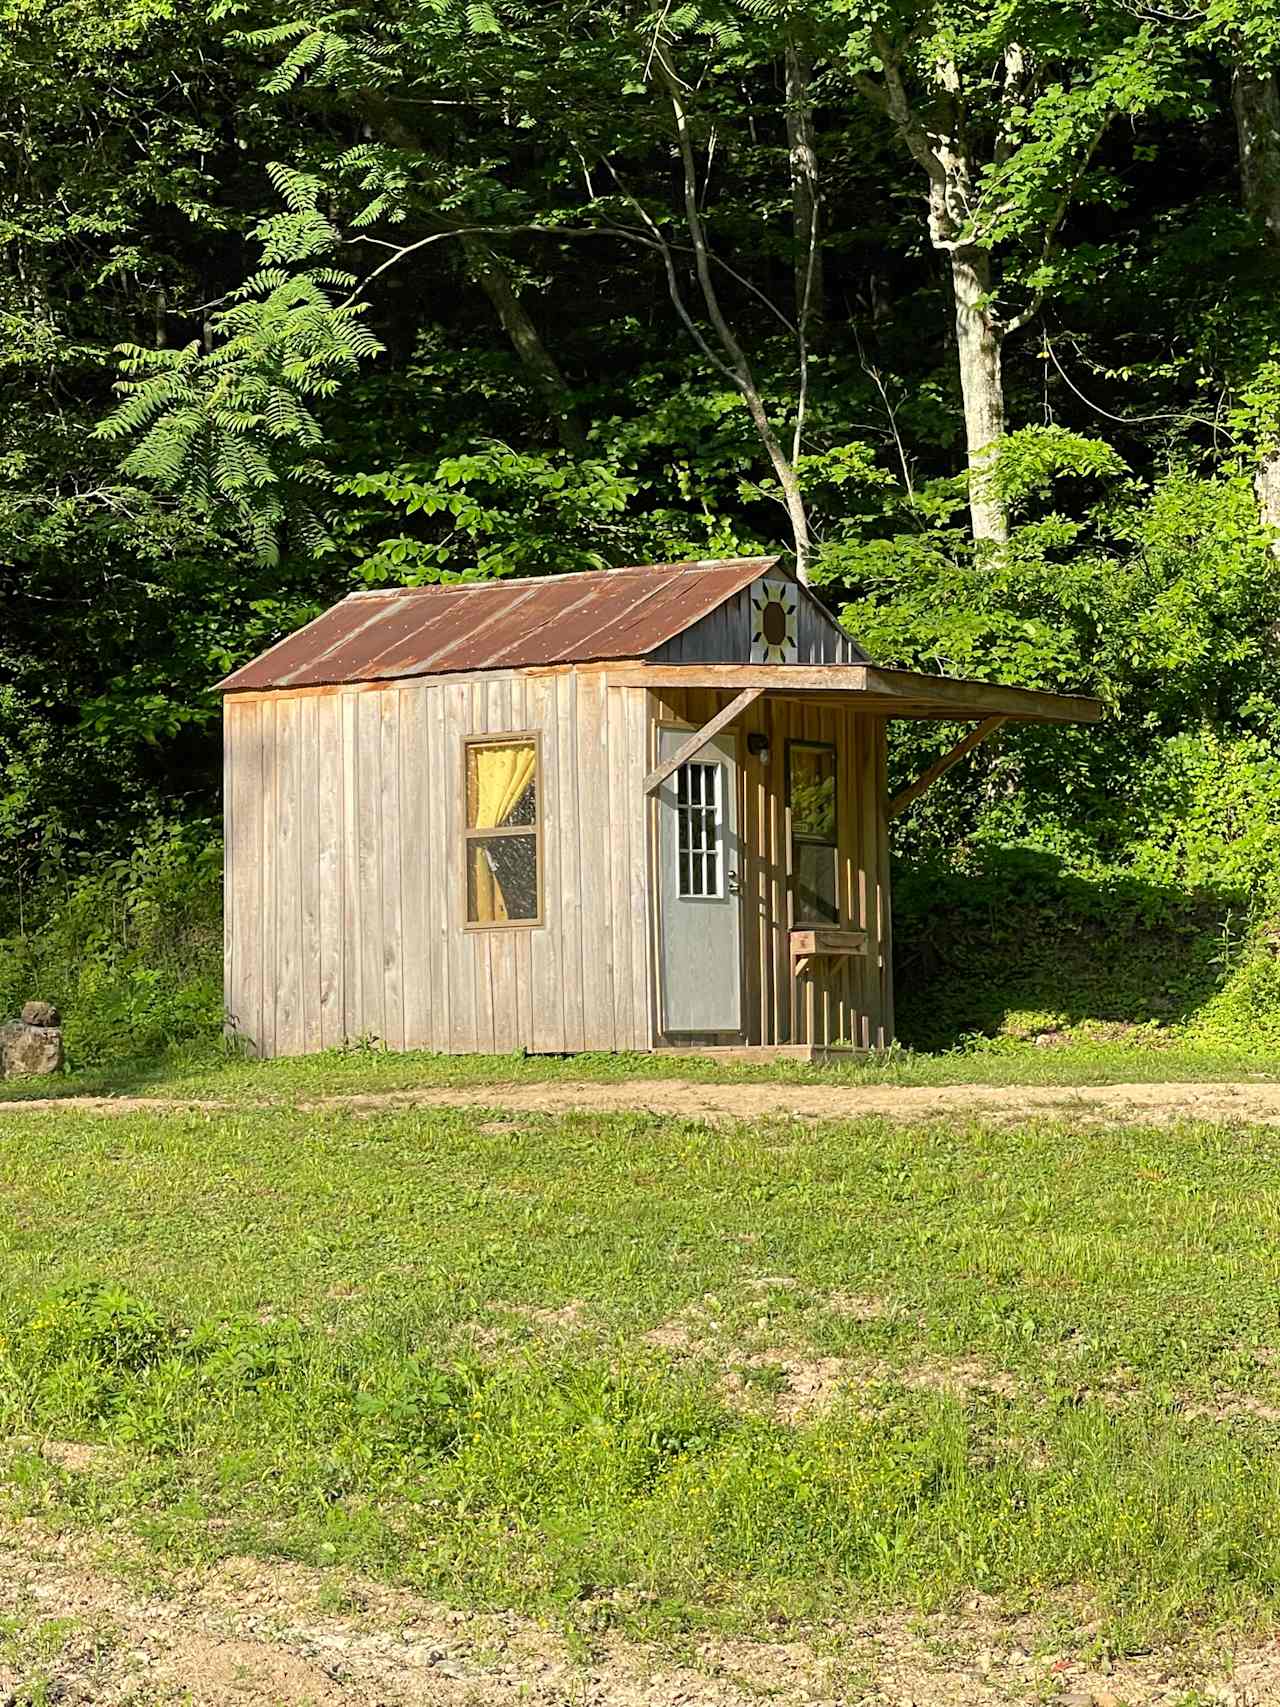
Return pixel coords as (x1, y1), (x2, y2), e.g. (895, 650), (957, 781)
(727, 869), (742, 895)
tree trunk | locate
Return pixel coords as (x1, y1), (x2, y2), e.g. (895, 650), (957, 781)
(1256, 453), (1280, 541)
(784, 33), (824, 335)
(1232, 63), (1280, 245)
(459, 235), (587, 454)
(949, 242), (1009, 546)
(1231, 62), (1280, 543)
(860, 45), (1009, 548)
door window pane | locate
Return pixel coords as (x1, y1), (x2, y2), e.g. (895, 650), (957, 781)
(676, 760), (722, 898)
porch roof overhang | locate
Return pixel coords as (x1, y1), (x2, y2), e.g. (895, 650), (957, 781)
(602, 662), (1103, 725)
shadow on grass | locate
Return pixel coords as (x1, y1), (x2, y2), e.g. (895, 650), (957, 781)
(0, 1047), (234, 1105)
(0, 847), (1256, 1101)
(892, 846), (1242, 1052)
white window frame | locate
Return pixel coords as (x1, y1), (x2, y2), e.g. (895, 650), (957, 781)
(675, 758), (725, 900)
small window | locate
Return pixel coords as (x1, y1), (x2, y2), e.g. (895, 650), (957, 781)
(788, 741), (838, 925)
(465, 739), (540, 925)
(676, 760), (722, 898)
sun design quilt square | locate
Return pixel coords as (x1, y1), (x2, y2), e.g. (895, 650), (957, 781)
(749, 578), (799, 663)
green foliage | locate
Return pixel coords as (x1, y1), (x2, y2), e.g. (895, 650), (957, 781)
(95, 271), (384, 562)
(342, 447), (645, 580)
(0, 822), (224, 1068)
(993, 424), (1129, 509)
(11, 1105), (1280, 1634)
(3, 0), (1280, 1051)
(842, 472), (1280, 879)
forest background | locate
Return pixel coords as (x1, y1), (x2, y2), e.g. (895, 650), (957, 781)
(4, 0), (1280, 1067)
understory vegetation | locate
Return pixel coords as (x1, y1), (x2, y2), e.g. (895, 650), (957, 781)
(1, 819), (1275, 1074)
(3, 0), (1280, 1060)
(5, 1103), (1280, 1642)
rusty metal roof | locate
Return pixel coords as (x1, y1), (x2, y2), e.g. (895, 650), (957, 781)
(216, 557), (779, 693)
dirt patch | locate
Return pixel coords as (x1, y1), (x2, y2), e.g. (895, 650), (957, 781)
(1183, 1392), (1280, 1424)
(1, 1518), (1279, 1706)
(37, 1438), (115, 1475)
(827, 1290), (894, 1321)
(643, 1316), (1028, 1424)
(334, 1077), (1280, 1130)
(149, 1633), (350, 1704)
(8, 1077), (1280, 1129)
(486, 1297), (590, 1333)
(904, 1356), (1023, 1401)
(720, 1353), (1026, 1422)
(723, 1351), (855, 1421)
(642, 1309), (718, 1354)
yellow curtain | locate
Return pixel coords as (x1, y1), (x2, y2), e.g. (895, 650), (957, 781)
(469, 743), (536, 922)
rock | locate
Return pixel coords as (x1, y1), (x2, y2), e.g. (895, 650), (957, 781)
(0, 1021), (64, 1078)
(21, 1000), (60, 1027)
(1053, 1695), (1095, 1707)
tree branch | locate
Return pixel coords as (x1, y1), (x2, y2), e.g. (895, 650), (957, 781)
(597, 157), (744, 391)
(357, 93), (584, 451)
(870, 31), (948, 187)
(785, 28), (822, 462)
(997, 115), (1111, 337)
(650, 42), (813, 579)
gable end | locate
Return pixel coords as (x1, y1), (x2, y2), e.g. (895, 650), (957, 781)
(650, 570), (865, 665)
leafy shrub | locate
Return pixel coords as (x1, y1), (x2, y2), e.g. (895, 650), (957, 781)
(1188, 901), (1280, 1050)
(0, 818), (224, 1067)
(18, 1282), (173, 1376)
(891, 845), (1234, 1049)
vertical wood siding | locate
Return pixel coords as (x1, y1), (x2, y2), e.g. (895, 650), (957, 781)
(651, 578), (864, 665)
(646, 688), (893, 1048)
(223, 671), (653, 1058)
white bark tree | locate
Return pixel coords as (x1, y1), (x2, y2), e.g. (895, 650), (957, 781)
(843, 4), (1167, 548)
(853, 40), (1015, 544)
(1230, 53), (1280, 536)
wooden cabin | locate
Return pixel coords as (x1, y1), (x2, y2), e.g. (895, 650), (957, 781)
(218, 558), (1099, 1059)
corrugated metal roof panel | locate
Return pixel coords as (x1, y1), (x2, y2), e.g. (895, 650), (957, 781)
(216, 558), (778, 692)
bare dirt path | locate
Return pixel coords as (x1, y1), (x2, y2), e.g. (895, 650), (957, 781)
(3, 1077), (1280, 1126)
(0, 1512), (1271, 1706)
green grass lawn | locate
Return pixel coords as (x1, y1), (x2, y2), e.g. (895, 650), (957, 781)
(0, 1031), (1275, 1106)
(4, 1096), (1280, 1652)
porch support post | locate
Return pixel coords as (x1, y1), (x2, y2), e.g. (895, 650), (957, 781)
(886, 715), (1008, 821)
(642, 687), (765, 795)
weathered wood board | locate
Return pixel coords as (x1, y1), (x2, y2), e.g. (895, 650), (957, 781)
(223, 672), (653, 1057)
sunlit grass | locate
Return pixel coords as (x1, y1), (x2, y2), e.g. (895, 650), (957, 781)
(2, 1101), (1280, 1642)
(0, 1031), (1275, 1107)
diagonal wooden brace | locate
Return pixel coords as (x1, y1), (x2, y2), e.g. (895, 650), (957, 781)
(642, 687), (764, 795)
(886, 715), (1008, 821)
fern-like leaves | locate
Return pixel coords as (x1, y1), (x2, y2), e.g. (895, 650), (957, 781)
(94, 270), (384, 563)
